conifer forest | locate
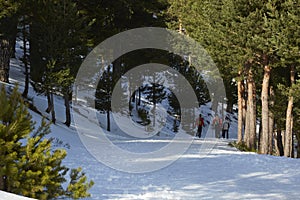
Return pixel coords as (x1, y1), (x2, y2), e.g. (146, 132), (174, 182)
(1, 0), (300, 199)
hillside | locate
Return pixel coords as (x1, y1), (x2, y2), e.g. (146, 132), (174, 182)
(1, 53), (300, 199)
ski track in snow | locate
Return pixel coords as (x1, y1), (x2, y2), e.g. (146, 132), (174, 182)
(1, 45), (300, 200)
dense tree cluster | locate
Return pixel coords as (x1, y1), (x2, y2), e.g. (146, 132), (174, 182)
(167, 0), (300, 157)
(0, 3), (299, 192)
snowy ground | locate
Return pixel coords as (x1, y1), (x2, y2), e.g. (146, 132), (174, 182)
(0, 191), (35, 200)
(1, 47), (300, 200)
(31, 109), (300, 200)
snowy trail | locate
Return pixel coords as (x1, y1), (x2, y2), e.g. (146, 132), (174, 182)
(86, 140), (300, 200)
(67, 136), (300, 199)
(31, 109), (300, 200)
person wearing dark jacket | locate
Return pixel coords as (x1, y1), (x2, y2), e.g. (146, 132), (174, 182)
(222, 117), (230, 139)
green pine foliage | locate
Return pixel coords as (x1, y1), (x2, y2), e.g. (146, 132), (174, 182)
(228, 141), (257, 153)
(0, 0), (19, 20)
(28, 0), (89, 126)
(0, 86), (93, 199)
(167, 0), (300, 154)
(95, 65), (113, 112)
(29, 0), (88, 91)
(142, 82), (167, 106)
(66, 167), (94, 199)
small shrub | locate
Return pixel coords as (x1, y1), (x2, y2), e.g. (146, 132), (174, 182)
(228, 141), (256, 152)
(0, 86), (93, 199)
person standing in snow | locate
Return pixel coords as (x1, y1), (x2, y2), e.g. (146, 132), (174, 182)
(212, 114), (222, 138)
(222, 117), (230, 139)
(196, 114), (204, 138)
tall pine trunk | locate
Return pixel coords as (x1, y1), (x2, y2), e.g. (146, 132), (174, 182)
(226, 97), (233, 113)
(237, 71), (244, 143)
(250, 72), (257, 149)
(107, 108), (110, 132)
(113, 56), (122, 93)
(64, 93), (71, 127)
(284, 65), (295, 157)
(0, 14), (18, 83)
(268, 86), (275, 154)
(291, 117), (294, 158)
(10, 17), (18, 59)
(297, 132), (300, 158)
(244, 68), (256, 149)
(0, 175), (8, 191)
(259, 64), (271, 154)
(242, 84), (247, 138)
(275, 128), (284, 156)
(0, 176), (3, 191)
(46, 91), (56, 124)
(46, 92), (52, 113)
(22, 23), (29, 98)
(50, 93), (56, 124)
(0, 39), (11, 83)
(244, 99), (250, 146)
(268, 114), (274, 154)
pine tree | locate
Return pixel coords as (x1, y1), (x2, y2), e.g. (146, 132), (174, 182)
(95, 65), (113, 132)
(143, 82), (167, 109)
(275, 0), (300, 157)
(0, 0), (20, 83)
(29, 0), (88, 126)
(0, 85), (93, 199)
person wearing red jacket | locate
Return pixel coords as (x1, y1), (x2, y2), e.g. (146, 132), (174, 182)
(196, 114), (204, 138)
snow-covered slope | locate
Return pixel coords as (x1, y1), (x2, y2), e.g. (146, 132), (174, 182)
(10, 107), (300, 200)
(0, 191), (35, 200)
(2, 43), (300, 199)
